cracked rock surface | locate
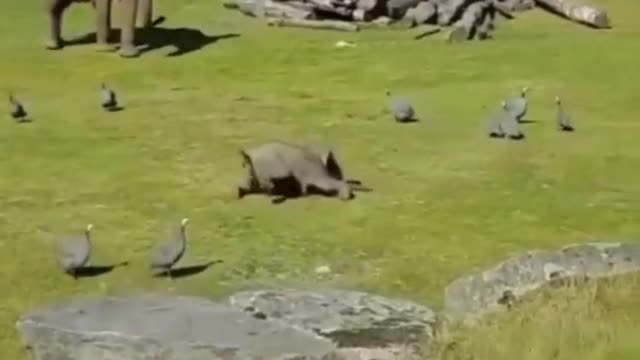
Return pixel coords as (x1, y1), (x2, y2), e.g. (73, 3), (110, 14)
(444, 242), (640, 320)
(16, 294), (335, 360)
(229, 289), (437, 348)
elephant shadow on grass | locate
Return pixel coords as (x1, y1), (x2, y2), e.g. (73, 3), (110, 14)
(66, 25), (240, 57)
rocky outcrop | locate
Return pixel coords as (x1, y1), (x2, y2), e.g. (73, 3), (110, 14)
(229, 289), (437, 348)
(444, 242), (640, 320)
(16, 291), (437, 360)
(16, 295), (335, 360)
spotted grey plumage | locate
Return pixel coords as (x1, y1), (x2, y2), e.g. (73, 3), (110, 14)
(9, 93), (28, 122)
(500, 101), (525, 140)
(58, 224), (93, 279)
(503, 86), (528, 122)
(555, 96), (575, 132)
(100, 83), (119, 111)
(150, 218), (189, 277)
(386, 89), (417, 123)
(487, 107), (506, 138)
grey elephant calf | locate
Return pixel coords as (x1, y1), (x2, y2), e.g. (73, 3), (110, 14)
(237, 142), (364, 203)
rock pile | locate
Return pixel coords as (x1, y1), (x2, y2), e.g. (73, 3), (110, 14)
(222, 0), (610, 42)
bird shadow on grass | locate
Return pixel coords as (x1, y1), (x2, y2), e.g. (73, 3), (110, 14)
(153, 260), (223, 279)
(104, 106), (125, 113)
(519, 119), (538, 124)
(75, 261), (130, 278)
(397, 118), (420, 124)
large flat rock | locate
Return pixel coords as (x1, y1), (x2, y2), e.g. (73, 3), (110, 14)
(445, 242), (640, 320)
(228, 289), (437, 348)
(17, 295), (336, 360)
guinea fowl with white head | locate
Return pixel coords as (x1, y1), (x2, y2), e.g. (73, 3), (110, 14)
(9, 93), (28, 122)
(500, 100), (525, 140)
(150, 218), (189, 278)
(555, 96), (575, 132)
(503, 86), (529, 122)
(100, 83), (119, 111)
(58, 224), (93, 279)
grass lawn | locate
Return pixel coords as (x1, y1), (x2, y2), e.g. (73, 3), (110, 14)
(1, 0), (639, 359)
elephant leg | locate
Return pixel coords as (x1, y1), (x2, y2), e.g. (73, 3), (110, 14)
(118, 0), (140, 58)
(45, 0), (72, 49)
(137, 0), (153, 28)
(94, 0), (116, 51)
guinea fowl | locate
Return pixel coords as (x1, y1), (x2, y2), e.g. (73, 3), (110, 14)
(555, 96), (575, 132)
(487, 107), (506, 138)
(501, 101), (525, 140)
(150, 218), (189, 278)
(9, 93), (28, 122)
(100, 83), (119, 111)
(58, 224), (93, 279)
(386, 89), (417, 123)
(503, 86), (528, 122)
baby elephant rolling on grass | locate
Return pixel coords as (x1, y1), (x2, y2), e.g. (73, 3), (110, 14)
(237, 141), (366, 203)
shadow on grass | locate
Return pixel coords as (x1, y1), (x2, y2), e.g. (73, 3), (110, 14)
(103, 106), (125, 113)
(153, 260), (223, 279)
(75, 261), (129, 278)
(65, 17), (240, 57)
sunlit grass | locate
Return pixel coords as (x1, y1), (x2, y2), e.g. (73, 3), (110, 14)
(0, 0), (638, 358)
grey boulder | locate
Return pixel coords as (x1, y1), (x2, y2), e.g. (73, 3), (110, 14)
(228, 289), (437, 348)
(444, 242), (640, 320)
(16, 295), (335, 360)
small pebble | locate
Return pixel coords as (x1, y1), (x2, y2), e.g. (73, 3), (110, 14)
(315, 265), (331, 274)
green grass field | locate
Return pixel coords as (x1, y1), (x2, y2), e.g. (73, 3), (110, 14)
(1, 0), (639, 359)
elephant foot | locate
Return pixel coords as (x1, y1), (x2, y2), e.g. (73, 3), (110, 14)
(95, 43), (117, 52)
(118, 45), (140, 58)
(45, 38), (64, 50)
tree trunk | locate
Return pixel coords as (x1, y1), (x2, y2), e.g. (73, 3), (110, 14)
(223, 0), (314, 19)
(534, 0), (610, 28)
(307, 0), (354, 18)
(267, 17), (361, 31)
(387, 0), (423, 19)
(474, 3), (494, 39)
(503, 0), (534, 11)
(413, 24), (441, 38)
(355, 0), (388, 20)
(437, 0), (481, 25)
(446, 0), (485, 42)
(491, 0), (515, 19)
(413, 0), (438, 25)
